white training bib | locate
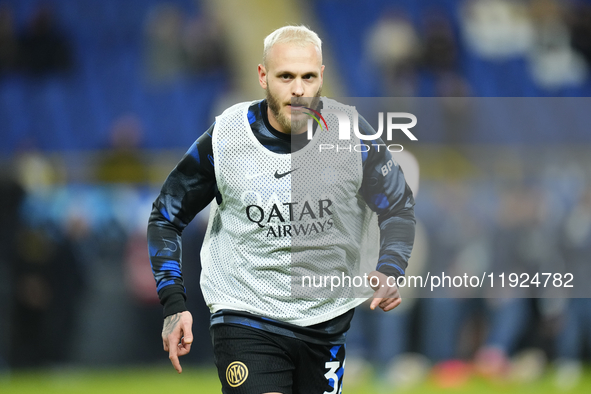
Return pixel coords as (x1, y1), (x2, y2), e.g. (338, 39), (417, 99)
(200, 99), (377, 326)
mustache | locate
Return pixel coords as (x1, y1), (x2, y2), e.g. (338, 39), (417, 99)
(289, 90), (322, 108)
(288, 99), (315, 107)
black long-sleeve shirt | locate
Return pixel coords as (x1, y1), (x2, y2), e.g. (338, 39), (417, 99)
(148, 99), (415, 343)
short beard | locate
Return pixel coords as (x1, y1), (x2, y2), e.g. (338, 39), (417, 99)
(266, 83), (322, 134)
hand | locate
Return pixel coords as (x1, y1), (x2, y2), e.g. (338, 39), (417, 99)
(162, 311), (193, 373)
(368, 270), (402, 312)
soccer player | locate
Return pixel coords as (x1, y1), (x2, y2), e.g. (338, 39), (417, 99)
(148, 25), (415, 393)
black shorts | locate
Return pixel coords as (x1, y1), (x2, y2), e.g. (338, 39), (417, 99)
(210, 324), (346, 394)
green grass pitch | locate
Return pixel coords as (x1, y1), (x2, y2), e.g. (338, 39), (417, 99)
(1, 365), (591, 393)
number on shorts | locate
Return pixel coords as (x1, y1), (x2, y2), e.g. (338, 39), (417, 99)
(324, 361), (340, 394)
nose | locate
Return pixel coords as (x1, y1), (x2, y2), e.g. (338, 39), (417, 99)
(292, 78), (304, 97)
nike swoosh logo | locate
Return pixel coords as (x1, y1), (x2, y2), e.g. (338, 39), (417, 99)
(245, 173), (264, 180)
(274, 169), (298, 179)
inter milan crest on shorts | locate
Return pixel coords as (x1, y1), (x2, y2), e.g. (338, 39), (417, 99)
(226, 361), (249, 388)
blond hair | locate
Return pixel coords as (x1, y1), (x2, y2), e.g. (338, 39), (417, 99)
(262, 25), (322, 67)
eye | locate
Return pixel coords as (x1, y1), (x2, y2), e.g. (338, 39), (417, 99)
(281, 74), (292, 80)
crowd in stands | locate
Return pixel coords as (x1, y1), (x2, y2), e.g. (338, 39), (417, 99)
(322, 0), (591, 97)
(144, 3), (228, 83)
(0, 3), (72, 76)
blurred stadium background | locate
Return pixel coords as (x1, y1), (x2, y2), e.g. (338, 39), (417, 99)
(1, 0), (591, 392)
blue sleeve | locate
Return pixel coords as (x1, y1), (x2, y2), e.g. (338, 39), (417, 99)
(147, 124), (216, 317)
(357, 115), (416, 279)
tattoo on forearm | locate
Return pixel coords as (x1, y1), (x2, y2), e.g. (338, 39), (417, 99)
(163, 313), (181, 337)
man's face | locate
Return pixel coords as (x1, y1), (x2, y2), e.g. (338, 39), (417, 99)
(258, 42), (324, 134)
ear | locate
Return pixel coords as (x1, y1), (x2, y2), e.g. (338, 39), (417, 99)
(258, 64), (267, 89)
(320, 64), (325, 85)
